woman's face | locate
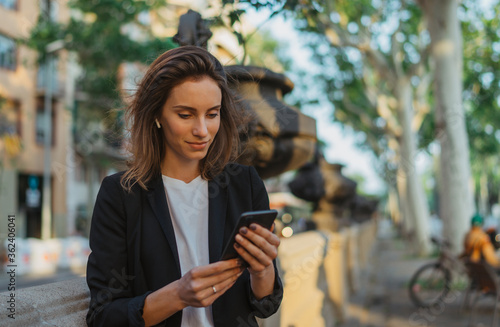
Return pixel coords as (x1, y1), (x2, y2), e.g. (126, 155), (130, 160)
(159, 76), (221, 167)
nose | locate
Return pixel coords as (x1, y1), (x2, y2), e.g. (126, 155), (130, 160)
(193, 117), (208, 138)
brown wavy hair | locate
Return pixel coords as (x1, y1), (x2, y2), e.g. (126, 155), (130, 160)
(121, 46), (241, 191)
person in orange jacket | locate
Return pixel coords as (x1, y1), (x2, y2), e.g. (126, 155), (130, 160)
(462, 214), (500, 269)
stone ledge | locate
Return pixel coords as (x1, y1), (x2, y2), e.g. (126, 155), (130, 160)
(0, 277), (89, 326)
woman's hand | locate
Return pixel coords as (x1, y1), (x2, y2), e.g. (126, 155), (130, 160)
(143, 259), (243, 326)
(233, 223), (281, 299)
(177, 259), (244, 308)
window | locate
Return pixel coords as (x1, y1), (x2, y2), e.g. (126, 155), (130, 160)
(40, 0), (58, 22)
(36, 97), (56, 146)
(0, 98), (21, 136)
(0, 98), (21, 157)
(0, 34), (16, 70)
(0, 0), (18, 10)
(37, 56), (59, 92)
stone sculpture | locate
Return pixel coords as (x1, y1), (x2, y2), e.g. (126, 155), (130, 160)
(173, 11), (317, 178)
(224, 65), (317, 179)
(289, 151), (378, 231)
(173, 9), (213, 48)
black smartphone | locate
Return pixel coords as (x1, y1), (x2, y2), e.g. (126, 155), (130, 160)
(220, 209), (278, 262)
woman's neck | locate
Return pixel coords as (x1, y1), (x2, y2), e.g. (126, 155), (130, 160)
(161, 160), (200, 183)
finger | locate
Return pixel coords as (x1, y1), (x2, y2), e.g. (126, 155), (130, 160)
(249, 224), (281, 248)
(181, 265), (243, 307)
(238, 226), (279, 260)
(234, 241), (267, 271)
(190, 258), (242, 279)
(234, 234), (272, 270)
(212, 269), (242, 296)
(200, 270), (241, 306)
(194, 265), (244, 293)
(237, 230), (277, 262)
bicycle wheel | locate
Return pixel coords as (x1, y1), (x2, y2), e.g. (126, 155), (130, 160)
(408, 262), (451, 308)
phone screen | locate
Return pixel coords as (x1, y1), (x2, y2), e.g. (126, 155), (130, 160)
(219, 210), (278, 262)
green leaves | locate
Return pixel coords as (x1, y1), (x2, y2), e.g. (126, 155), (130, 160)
(26, 0), (176, 114)
(25, 17), (65, 63)
(228, 8), (246, 26)
(461, 0), (500, 160)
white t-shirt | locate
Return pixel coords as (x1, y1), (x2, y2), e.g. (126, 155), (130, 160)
(162, 175), (214, 327)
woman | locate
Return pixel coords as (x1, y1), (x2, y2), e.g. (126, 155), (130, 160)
(86, 46), (283, 327)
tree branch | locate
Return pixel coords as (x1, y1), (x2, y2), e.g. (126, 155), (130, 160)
(340, 95), (398, 141)
(407, 44), (431, 77)
(391, 25), (404, 79)
(412, 70), (432, 131)
(375, 94), (401, 138)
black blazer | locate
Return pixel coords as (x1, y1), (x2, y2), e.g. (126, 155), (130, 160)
(86, 164), (283, 327)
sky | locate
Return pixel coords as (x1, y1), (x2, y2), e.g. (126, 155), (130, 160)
(245, 8), (386, 194)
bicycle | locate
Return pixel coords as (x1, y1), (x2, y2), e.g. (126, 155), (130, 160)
(408, 236), (467, 308)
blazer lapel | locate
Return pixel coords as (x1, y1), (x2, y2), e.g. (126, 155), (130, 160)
(208, 178), (228, 264)
(147, 176), (181, 274)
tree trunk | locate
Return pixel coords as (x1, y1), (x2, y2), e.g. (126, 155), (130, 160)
(479, 172), (488, 216)
(396, 78), (431, 255)
(419, 0), (474, 254)
(388, 186), (401, 225)
(396, 165), (414, 237)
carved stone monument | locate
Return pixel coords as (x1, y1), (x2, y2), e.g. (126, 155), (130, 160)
(173, 9), (213, 48)
(173, 10), (317, 178)
(224, 65), (317, 178)
(289, 152), (378, 231)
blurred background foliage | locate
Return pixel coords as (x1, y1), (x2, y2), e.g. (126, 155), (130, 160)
(23, 0), (500, 213)
(27, 0), (177, 125)
(221, 0), (500, 213)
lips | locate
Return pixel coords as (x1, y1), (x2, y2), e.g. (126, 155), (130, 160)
(186, 141), (209, 150)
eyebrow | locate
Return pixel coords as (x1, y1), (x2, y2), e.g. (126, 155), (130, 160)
(172, 105), (221, 112)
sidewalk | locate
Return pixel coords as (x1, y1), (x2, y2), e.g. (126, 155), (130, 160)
(341, 223), (489, 327)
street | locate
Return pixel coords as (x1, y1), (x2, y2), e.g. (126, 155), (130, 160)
(342, 225), (496, 327)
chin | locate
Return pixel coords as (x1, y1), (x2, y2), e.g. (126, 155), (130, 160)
(188, 152), (209, 161)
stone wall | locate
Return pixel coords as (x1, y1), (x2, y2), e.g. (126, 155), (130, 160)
(0, 220), (378, 327)
(0, 277), (88, 326)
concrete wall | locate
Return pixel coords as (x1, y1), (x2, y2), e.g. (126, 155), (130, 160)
(263, 219), (378, 327)
(0, 277), (88, 326)
(0, 169), (19, 239)
(0, 220), (378, 326)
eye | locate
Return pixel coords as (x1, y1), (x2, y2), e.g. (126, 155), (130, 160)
(178, 114), (190, 119)
(207, 113), (219, 119)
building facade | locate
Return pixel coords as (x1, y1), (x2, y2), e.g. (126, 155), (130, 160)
(0, 0), (72, 239)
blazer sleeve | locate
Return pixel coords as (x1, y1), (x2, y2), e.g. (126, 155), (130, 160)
(247, 166), (284, 318)
(86, 175), (151, 327)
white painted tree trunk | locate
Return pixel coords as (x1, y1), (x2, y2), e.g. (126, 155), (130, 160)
(396, 165), (414, 237)
(396, 78), (431, 255)
(387, 187), (401, 225)
(479, 172), (488, 216)
(419, 0), (474, 254)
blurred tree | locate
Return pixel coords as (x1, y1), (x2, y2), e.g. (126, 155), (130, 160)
(460, 0), (500, 216)
(227, 0), (500, 254)
(245, 29), (289, 70)
(26, 0), (176, 132)
(416, 0), (474, 255)
(210, 2), (289, 69)
(224, 0), (433, 254)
